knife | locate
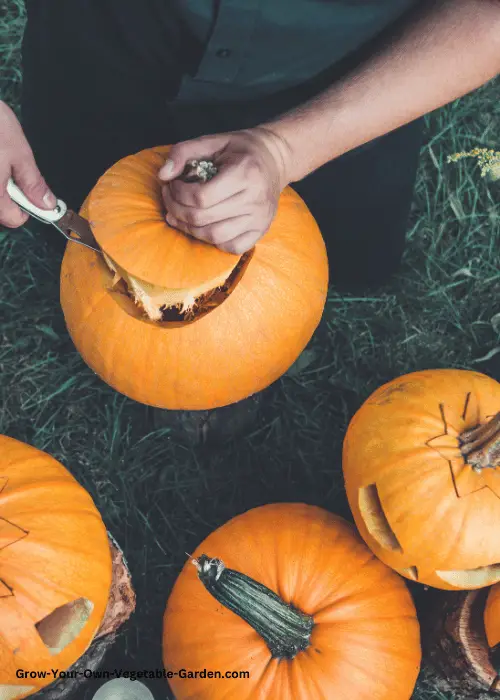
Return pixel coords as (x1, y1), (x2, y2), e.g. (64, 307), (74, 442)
(6, 159), (218, 253)
(6, 176), (101, 253)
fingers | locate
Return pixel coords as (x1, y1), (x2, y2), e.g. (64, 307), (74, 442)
(217, 230), (260, 255)
(0, 101), (57, 229)
(11, 155), (57, 210)
(156, 128), (284, 253)
(158, 133), (232, 182)
(165, 156), (261, 209)
(165, 208), (262, 254)
(162, 185), (249, 230)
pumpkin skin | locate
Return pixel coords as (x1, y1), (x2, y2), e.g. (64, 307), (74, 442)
(342, 369), (500, 591)
(485, 583), (500, 649)
(0, 435), (112, 699)
(60, 146), (329, 410)
(163, 503), (421, 700)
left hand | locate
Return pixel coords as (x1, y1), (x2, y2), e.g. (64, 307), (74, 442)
(158, 126), (292, 254)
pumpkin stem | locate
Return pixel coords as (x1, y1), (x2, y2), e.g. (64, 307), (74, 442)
(459, 412), (500, 472)
(192, 554), (314, 659)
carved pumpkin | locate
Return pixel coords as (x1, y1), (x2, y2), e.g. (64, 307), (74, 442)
(0, 435), (113, 699)
(163, 503), (421, 700)
(60, 146), (328, 410)
(343, 369), (500, 590)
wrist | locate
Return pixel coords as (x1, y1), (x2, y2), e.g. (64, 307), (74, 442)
(258, 102), (352, 182)
(247, 125), (297, 187)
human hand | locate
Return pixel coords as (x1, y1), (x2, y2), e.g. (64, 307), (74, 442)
(158, 126), (293, 254)
(0, 101), (57, 228)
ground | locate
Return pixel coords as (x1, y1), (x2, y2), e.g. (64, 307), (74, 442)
(1, 2), (500, 699)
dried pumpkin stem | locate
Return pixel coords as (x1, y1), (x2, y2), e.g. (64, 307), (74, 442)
(459, 412), (500, 472)
(192, 554), (314, 659)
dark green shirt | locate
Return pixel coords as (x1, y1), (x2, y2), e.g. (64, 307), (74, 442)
(23, 0), (420, 112)
(175, 0), (418, 102)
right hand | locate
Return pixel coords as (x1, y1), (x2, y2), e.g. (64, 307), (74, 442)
(0, 101), (57, 228)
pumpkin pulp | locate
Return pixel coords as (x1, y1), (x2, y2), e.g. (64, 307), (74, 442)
(193, 554), (314, 659)
(460, 412), (500, 472)
(104, 249), (251, 324)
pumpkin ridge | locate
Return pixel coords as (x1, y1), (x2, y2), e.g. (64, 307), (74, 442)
(67, 289), (113, 341)
(253, 252), (326, 300)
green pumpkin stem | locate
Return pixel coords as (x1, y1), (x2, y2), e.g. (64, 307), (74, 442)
(192, 554), (314, 659)
(459, 412), (500, 472)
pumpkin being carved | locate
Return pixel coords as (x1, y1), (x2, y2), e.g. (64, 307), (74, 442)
(163, 503), (421, 700)
(60, 146), (329, 410)
(342, 369), (500, 590)
(0, 435), (134, 700)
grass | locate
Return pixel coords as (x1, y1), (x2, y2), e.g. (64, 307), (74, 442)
(1, 2), (500, 699)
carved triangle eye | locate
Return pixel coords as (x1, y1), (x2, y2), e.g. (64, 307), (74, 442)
(0, 517), (29, 552)
(0, 476), (29, 552)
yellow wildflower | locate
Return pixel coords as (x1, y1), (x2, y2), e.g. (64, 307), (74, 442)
(447, 147), (500, 180)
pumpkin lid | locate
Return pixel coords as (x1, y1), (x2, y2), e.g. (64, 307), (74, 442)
(87, 146), (240, 289)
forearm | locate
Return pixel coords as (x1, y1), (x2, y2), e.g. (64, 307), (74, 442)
(263, 0), (500, 182)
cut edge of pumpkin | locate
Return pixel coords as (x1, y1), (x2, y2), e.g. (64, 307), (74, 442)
(0, 686), (36, 700)
(35, 597), (94, 655)
(103, 250), (252, 324)
(436, 564), (500, 589)
(358, 483), (403, 553)
(395, 566), (419, 582)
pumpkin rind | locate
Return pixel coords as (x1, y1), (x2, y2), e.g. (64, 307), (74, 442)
(162, 503), (421, 700)
(0, 435), (112, 697)
(342, 369), (500, 590)
(87, 146), (239, 289)
(60, 147), (329, 410)
(485, 583), (500, 648)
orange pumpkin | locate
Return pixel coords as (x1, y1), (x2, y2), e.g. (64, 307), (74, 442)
(163, 503), (421, 700)
(343, 369), (500, 590)
(60, 146), (328, 410)
(0, 435), (112, 699)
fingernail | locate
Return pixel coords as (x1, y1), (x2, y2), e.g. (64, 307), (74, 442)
(159, 159), (175, 180)
(43, 191), (57, 208)
(166, 214), (177, 227)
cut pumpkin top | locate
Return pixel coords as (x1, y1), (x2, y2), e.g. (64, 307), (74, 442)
(86, 146), (240, 289)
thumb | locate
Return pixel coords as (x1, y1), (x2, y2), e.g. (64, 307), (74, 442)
(11, 156), (57, 210)
(158, 134), (231, 181)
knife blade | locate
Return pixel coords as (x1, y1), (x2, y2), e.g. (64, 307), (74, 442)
(6, 176), (101, 253)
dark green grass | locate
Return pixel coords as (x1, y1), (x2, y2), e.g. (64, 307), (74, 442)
(1, 2), (500, 698)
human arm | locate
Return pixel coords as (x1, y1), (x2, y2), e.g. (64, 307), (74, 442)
(160, 0), (500, 253)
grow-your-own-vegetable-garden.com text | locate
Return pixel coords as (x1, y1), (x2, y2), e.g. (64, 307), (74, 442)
(15, 667), (251, 681)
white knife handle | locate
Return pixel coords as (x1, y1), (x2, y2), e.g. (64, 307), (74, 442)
(6, 177), (67, 223)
